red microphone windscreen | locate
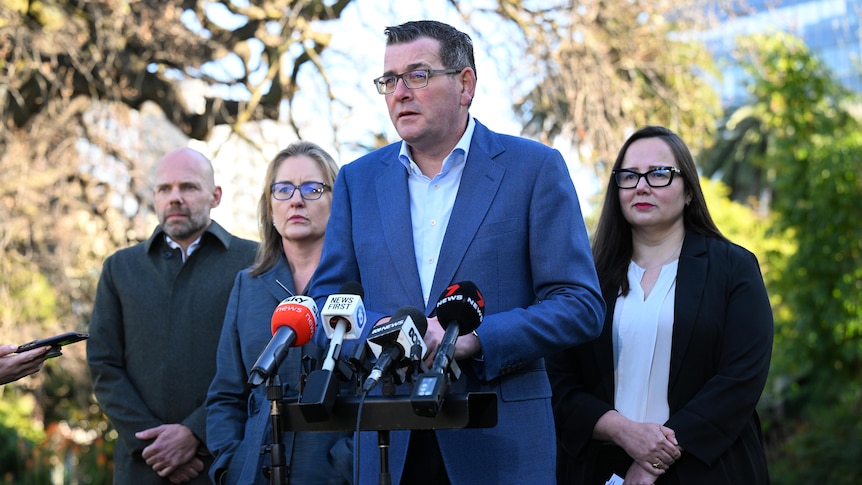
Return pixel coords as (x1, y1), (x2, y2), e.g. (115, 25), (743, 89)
(270, 295), (317, 346)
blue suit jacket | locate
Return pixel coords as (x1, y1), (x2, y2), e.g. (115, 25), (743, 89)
(206, 256), (352, 485)
(309, 120), (605, 483)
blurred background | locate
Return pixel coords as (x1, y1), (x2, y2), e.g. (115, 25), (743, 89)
(1, 0), (859, 483)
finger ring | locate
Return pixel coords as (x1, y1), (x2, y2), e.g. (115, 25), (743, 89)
(652, 462), (663, 469)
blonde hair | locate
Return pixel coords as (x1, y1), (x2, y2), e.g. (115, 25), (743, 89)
(249, 141), (339, 277)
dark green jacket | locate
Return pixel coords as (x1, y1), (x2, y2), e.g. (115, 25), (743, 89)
(87, 221), (256, 484)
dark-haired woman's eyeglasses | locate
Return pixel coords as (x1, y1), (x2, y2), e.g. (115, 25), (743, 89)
(612, 167), (681, 189)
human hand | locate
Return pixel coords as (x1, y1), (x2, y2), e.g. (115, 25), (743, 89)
(624, 460), (662, 484)
(0, 344), (49, 385)
(136, 424), (200, 478)
(422, 316), (444, 367)
(422, 316), (481, 368)
(167, 456), (204, 484)
(615, 421), (682, 472)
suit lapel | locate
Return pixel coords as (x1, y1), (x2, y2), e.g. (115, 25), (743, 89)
(429, 123), (505, 309)
(375, 152), (425, 307)
(598, 233), (709, 403)
(260, 255), (298, 300)
(669, 233), (708, 390)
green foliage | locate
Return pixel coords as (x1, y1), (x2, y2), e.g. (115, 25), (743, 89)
(0, 389), (43, 444)
(737, 32), (862, 376)
(700, 176), (795, 363)
(0, 392), (39, 480)
(726, 31), (862, 482)
(0, 389), (113, 484)
(2, 262), (59, 326)
(0, 422), (23, 479)
(700, 178), (783, 261)
(769, 392), (862, 485)
(698, 105), (771, 205)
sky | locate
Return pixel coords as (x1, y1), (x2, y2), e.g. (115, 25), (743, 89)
(187, 0), (596, 238)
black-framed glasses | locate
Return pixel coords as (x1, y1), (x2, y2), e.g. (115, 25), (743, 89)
(373, 68), (462, 95)
(270, 181), (329, 200)
(612, 167), (682, 189)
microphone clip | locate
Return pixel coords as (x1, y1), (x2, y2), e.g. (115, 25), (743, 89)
(409, 347), (462, 418)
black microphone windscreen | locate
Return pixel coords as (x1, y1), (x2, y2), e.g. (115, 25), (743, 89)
(392, 305), (429, 335)
(338, 281), (364, 299)
(435, 281), (484, 334)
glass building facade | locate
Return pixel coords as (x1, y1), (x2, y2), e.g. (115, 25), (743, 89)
(699, 0), (861, 106)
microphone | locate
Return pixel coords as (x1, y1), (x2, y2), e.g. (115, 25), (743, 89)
(299, 282), (366, 421)
(361, 306), (428, 393)
(320, 281), (366, 371)
(411, 281), (484, 416)
(247, 295), (317, 387)
(430, 281), (484, 374)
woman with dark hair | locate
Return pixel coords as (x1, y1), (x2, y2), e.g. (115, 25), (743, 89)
(206, 141), (352, 484)
(548, 126), (772, 484)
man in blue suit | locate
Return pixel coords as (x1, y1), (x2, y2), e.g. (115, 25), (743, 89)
(308, 20), (605, 484)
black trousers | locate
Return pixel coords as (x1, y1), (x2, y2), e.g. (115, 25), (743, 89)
(400, 430), (451, 485)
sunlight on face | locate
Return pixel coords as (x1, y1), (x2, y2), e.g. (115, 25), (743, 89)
(271, 155), (332, 246)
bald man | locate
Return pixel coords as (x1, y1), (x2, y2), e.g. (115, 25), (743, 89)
(87, 148), (257, 484)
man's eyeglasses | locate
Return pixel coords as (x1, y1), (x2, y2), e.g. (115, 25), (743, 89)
(612, 167), (682, 189)
(373, 68), (462, 95)
(270, 181), (329, 200)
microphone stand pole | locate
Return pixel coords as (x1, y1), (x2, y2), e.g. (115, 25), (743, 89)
(378, 429), (391, 485)
(266, 375), (289, 485)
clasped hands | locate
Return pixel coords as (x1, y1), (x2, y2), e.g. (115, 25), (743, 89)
(618, 421), (684, 485)
(595, 411), (684, 485)
(136, 423), (208, 484)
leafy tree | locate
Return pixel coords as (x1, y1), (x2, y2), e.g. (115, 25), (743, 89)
(1, 0), (356, 480)
(10, 2), (854, 482)
(455, 0), (722, 174)
(1, 0), (358, 333)
(700, 177), (788, 272)
(698, 105), (772, 207)
(705, 32), (862, 483)
(2, 0), (355, 139)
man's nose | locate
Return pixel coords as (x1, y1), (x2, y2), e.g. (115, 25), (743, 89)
(167, 187), (184, 202)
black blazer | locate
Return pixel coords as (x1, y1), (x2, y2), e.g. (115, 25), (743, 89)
(548, 231), (773, 484)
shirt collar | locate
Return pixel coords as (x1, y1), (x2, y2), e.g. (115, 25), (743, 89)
(398, 116), (476, 176)
(165, 234), (203, 262)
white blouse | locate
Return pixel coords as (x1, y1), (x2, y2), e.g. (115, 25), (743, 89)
(612, 259), (678, 424)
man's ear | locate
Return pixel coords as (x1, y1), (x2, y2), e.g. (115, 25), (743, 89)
(211, 185), (223, 208)
(459, 67), (477, 107)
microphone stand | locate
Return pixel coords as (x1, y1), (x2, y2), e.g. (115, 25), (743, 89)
(265, 375), (290, 485)
(377, 428), (391, 485)
(280, 390), (497, 484)
(376, 375), (398, 485)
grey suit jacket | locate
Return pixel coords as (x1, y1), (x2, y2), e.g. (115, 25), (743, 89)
(87, 222), (257, 484)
